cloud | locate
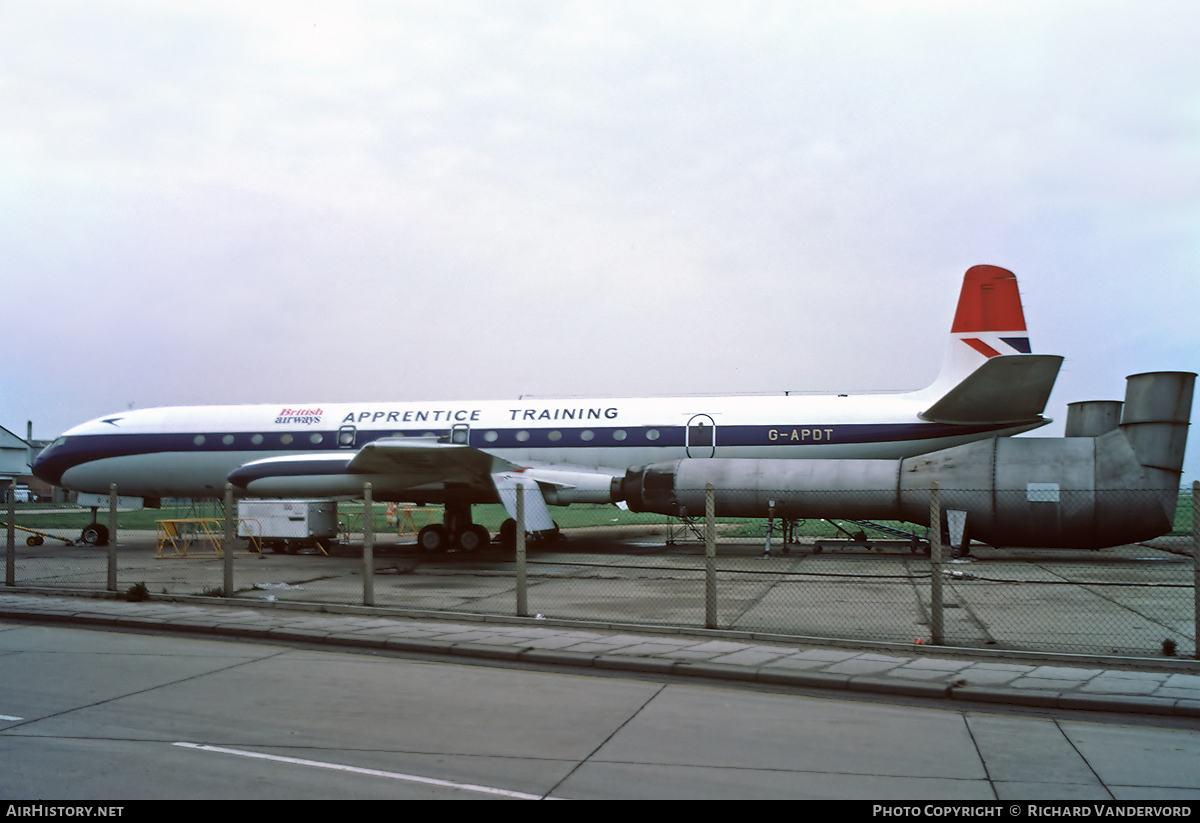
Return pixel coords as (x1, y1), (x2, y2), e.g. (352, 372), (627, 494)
(1, 1), (1197, 476)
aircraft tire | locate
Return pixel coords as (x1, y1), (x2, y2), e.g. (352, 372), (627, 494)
(80, 524), (109, 546)
(418, 524), (448, 552)
(457, 524), (490, 553)
(497, 519), (516, 548)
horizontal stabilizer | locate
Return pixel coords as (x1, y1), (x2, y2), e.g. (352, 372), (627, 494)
(920, 354), (1063, 425)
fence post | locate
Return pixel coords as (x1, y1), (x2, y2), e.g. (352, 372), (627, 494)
(705, 483), (717, 629)
(107, 484), (118, 592)
(362, 482), (374, 606)
(516, 484), (527, 617)
(223, 482), (235, 597)
(929, 481), (943, 646)
(6, 481), (14, 587)
(1193, 481), (1198, 660)
(763, 500), (775, 557)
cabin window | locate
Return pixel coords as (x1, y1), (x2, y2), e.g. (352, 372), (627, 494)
(580, 430), (594, 441)
(516, 430), (530, 442)
(281, 434), (294, 445)
(646, 429), (660, 441)
(484, 431), (499, 442)
(613, 430), (627, 441)
(309, 433), (323, 444)
(251, 434), (264, 445)
(193, 435), (206, 446)
(222, 435), (235, 446)
(548, 430), (562, 441)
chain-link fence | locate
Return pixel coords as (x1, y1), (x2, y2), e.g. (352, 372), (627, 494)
(4, 485), (1197, 659)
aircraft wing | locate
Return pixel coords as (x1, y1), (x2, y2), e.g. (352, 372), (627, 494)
(920, 354), (1063, 425)
(346, 436), (520, 487)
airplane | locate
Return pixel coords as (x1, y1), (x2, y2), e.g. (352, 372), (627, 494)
(33, 265), (1063, 551)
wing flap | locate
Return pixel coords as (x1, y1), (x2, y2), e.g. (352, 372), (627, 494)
(492, 472), (557, 532)
(347, 437), (519, 487)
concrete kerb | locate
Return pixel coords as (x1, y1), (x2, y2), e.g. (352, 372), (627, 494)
(2, 589), (1200, 718)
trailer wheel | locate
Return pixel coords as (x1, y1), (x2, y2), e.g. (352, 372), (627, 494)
(26, 535), (43, 546)
(81, 524), (109, 546)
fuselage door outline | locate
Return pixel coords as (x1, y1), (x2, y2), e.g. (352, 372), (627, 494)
(337, 425), (357, 448)
(686, 414), (716, 458)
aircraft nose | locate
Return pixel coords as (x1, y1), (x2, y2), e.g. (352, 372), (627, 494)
(32, 446), (60, 485)
(31, 439), (75, 487)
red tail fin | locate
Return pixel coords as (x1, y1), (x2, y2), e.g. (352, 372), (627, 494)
(951, 265), (1027, 334)
(916, 265), (1037, 399)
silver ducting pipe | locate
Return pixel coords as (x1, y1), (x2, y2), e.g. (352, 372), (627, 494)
(1065, 400), (1122, 437)
(620, 371), (1195, 550)
(1120, 372), (1195, 514)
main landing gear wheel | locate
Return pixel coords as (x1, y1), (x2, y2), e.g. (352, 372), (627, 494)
(417, 524), (449, 552)
(456, 524), (491, 552)
(497, 519), (517, 549)
(80, 523), (109, 546)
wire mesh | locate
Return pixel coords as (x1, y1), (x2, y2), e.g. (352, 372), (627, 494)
(3, 489), (1196, 658)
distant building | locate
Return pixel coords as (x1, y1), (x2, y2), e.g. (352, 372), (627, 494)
(1, 422), (62, 502)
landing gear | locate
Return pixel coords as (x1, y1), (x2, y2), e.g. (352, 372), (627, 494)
(457, 524), (491, 552)
(495, 517), (560, 549)
(80, 523), (109, 546)
(417, 524), (449, 552)
(416, 503), (495, 553)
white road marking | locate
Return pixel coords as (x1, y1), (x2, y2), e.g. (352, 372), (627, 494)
(174, 742), (552, 799)
(0, 714), (23, 721)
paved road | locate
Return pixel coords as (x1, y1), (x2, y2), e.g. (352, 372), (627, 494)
(2, 621), (1199, 800)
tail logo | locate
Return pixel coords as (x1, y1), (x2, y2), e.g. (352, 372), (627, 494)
(961, 335), (1031, 358)
(952, 265), (1030, 359)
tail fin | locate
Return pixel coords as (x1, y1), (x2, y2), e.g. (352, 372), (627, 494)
(923, 265), (1034, 397)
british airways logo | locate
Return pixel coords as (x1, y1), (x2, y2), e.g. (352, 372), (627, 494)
(276, 407), (323, 425)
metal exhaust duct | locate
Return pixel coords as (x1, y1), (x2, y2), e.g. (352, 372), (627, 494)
(620, 371), (1195, 550)
(1119, 371), (1195, 517)
(1065, 400), (1122, 437)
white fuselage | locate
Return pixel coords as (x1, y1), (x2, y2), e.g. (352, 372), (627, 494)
(36, 392), (1045, 500)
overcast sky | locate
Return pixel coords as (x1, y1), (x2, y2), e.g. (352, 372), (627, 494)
(2, 1), (1198, 480)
